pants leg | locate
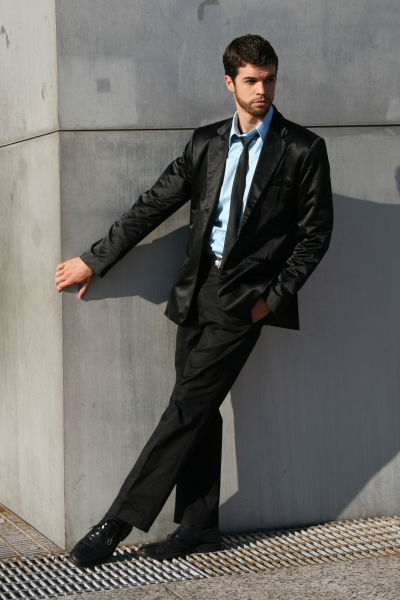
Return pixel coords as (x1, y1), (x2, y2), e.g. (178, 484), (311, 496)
(107, 266), (263, 532)
(173, 322), (223, 529)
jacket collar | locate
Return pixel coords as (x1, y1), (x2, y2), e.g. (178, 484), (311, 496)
(202, 107), (288, 239)
(201, 119), (231, 236)
(239, 106), (288, 230)
(215, 105), (287, 139)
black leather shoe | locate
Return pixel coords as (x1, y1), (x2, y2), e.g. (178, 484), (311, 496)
(68, 517), (133, 568)
(136, 525), (223, 560)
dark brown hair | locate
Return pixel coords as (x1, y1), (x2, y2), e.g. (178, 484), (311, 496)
(223, 34), (278, 80)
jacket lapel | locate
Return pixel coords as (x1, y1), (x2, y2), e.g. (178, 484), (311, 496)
(201, 119), (231, 236)
(240, 108), (288, 230)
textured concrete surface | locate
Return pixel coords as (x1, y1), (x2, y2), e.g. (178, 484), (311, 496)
(219, 125), (400, 533)
(0, 134), (64, 547)
(59, 130), (191, 547)
(56, 0), (400, 129)
(0, 0), (58, 146)
(166, 555), (400, 599)
(54, 555), (400, 599)
(57, 126), (400, 549)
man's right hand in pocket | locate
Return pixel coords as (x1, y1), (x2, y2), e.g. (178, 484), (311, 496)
(55, 257), (95, 299)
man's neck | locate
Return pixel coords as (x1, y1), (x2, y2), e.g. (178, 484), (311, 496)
(236, 108), (263, 134)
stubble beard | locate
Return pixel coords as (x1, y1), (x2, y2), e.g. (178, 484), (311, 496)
(234, 91), (273, 118)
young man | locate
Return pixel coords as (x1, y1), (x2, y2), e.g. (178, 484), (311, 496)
(56, 34), (333, 567)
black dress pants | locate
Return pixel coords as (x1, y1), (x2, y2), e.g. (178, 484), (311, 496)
(108, 261), (263, 532)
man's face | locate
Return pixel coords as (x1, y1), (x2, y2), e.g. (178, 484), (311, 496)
(225, 63), (277, 119)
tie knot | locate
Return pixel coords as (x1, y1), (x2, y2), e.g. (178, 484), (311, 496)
(239, 131), (260, 150)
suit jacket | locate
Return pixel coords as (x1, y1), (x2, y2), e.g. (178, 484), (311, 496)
(81, 107), (333, 330)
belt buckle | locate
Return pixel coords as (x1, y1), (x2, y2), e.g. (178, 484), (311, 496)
(213, 257), (222, 269)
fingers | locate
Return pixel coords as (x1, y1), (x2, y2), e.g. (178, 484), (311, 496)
(251, 297), (271, 322)
(55, 267), (76, 291)
(55, 264), (66, 291)
(78, 284), (88, 300)
(55, 271), (66, 283)
(56, 274), (75, 292)
(55, 268), (70, 291)
(55, 257), (94, 298)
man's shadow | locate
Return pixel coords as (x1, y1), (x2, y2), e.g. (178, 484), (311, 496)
(220, 192), (400, 532)
(83, 225), (190, 305)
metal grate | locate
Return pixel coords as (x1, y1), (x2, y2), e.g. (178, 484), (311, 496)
(0, 507), (61, 562)
(2, 515), (400, 599)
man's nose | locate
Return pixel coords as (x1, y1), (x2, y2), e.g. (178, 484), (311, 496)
(255, 82), (267, 95)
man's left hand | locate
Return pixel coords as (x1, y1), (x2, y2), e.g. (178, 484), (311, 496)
(251, 297), (271, 322)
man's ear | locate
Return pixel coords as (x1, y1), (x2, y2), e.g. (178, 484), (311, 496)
(225, 75), (235, 93)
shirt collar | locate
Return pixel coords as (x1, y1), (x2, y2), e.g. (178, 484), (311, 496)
(230, 105), (274, 145)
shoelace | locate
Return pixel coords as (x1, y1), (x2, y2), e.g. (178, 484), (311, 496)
(90, 518), (116, 537)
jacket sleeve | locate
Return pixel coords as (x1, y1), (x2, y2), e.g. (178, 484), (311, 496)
(264, 137), (334, 317)
(80, 133), (194, 277)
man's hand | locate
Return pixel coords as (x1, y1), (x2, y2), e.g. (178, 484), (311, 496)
(55, 257), (95, 299)
(251, 297), (272, 323)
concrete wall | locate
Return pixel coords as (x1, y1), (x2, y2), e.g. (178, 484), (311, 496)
(0, 134), (64, 548)
(220, 126), (400, 531)
(0, 0), (64, 547)
(55, 0), (400, 547)
(58, 126), (400, 546)
(56, 0), (400, 128)
(59, 130), (191, 546)
(0, 0), (58, 145)
(2, 0), (400, 550)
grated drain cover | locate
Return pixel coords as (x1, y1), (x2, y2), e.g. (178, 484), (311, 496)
(0, 507), (60, 562)
(2, 510), (400, 599)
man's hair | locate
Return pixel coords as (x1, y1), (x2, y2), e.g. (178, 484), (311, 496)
(223, 34), (278, 81)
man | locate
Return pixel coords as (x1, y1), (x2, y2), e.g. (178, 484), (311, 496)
(56, 34), (333, 567)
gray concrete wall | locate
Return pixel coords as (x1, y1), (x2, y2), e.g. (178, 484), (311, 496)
(0, 0), (63, 546)
(0, 0), (58, 146)
(0, 134), (65, 548)
(59, 130), (191, 547)
(59, 126), (400, 547)
(55, 0), (400, 547)
(2, 0), (400, 550)
(56, 0), (400, 129)
(221, 126), (400, 532)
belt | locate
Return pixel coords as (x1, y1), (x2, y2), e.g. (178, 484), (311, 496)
(206, 254), (223, 270)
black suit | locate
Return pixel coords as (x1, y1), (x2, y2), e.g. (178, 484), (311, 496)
(81, 107), (333, 532)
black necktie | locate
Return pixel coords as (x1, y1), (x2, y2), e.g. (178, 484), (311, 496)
(222, 132), (260, 266)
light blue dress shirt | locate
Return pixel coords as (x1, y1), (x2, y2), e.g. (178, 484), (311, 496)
(208, 105), (274, 258)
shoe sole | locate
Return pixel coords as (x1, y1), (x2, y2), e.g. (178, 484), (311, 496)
(68, 526), (133, 569)
(136, 541), (224, 561)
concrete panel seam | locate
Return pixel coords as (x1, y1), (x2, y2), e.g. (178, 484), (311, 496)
(58, 123), (400, 132)
(0, 129), (59, 149)
(3, 124), (398, 152)
(60, 127), (196, 132)
(54, 0), (61, 132)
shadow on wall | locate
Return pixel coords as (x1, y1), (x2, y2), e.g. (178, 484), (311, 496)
(81, 225), (190, 305)
(221, 192), (400, 531)
(80, 192), (400, 530)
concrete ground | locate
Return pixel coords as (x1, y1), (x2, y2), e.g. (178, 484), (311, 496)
(55, 555), (400, 600)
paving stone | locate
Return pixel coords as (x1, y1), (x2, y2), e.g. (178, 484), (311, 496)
(165, 555), (400, 599)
